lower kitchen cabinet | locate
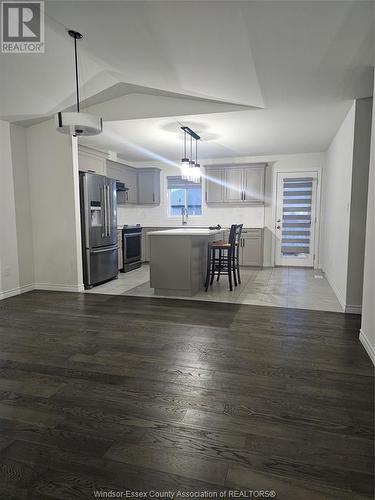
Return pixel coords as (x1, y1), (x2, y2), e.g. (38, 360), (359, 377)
(117, 229), (123, 271)
(240, 229), (263, 267)
(142, 228), (165, 262)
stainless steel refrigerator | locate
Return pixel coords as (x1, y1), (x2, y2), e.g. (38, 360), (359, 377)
(79, 172), (118, 288)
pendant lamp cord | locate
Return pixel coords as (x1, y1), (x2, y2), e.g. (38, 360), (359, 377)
(74, 36), (80, 113)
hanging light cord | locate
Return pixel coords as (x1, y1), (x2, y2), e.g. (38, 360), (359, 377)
(73, 35), (80, 112)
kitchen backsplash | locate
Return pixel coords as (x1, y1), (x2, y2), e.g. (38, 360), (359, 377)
(118, 203), (265, 227)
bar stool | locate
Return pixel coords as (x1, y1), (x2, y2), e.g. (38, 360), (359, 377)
(205, 225), (237, 291)
(233, 224), (243, 286)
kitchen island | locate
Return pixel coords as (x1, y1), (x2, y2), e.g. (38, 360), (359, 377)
(149, 228), (224, 297)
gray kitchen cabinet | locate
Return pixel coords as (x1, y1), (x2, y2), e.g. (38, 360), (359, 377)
(243, 166), (265, 203)
(137, 169), (161, 205)
(240, 229), (263, 267)
(117, 229), (123, 270)
(142, 227), (169, 262)
(78, 148), (106, 175)
(205, 164), (265, 204)
(225, 167), (243, 202)
(205, 168), (224, 203)
(141, 228), (150, 262)
(106, 160), (138, 204)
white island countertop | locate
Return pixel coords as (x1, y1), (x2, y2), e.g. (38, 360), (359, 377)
(149, 228), (222, 236)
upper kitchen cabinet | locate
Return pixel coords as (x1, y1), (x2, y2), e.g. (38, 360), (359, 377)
(78, 146), (106, 175)
(106, 160), (138, 204)
(243, 166), (265, 203)
(225, 167), (243, 203)
(205, 167), (225, 203)
(137, 168), (161, 205)
(205, 164), (266, 204)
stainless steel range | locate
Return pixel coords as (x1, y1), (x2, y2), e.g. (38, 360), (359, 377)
(122, 225), (142, 272)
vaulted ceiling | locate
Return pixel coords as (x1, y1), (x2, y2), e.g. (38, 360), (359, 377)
(1, 0), (373, 159)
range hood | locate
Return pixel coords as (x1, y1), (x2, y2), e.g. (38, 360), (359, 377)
(116, 181), (128, 192)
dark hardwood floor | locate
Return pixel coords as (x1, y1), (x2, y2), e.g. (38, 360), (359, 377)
(0, 290), (373, 499)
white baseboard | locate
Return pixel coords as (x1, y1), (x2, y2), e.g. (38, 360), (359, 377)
(0, 284), (34, 301)
(345, 304), (362, 314)
(34, 283), (85, 293)
(359, 329), (375, 365)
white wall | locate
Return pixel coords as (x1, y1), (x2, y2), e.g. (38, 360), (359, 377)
(321, 98), (373, 312)
(0, 121), (20, 298)
(360, 91), (375, 364)
(10, 124), (34, 289)
(346, 98), (373, 309)
(26, 119), (83, 291)
(321, 103), (356, 308)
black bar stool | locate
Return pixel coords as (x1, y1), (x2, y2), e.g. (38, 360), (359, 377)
(233, 224), (243, 286)
(205, 225), (237, 292)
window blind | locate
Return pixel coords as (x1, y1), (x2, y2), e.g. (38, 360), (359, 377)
(167, 176), (201, 190)
(281, 177), (313, 255)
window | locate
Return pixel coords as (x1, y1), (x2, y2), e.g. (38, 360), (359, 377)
(281, 177), (313, 256)
(167, 176), (202, 216)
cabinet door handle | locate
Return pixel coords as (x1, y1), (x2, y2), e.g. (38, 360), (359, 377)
(243, 190), (246, 201)
(153, 192), (155, 202)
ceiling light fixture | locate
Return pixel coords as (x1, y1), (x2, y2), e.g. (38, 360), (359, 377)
(181, 128), (190, 180)
(55, 30), (103, 137)
(180, 126), (201, 183)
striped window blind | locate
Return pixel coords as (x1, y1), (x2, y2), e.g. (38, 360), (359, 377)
(281, 177), (313, 256)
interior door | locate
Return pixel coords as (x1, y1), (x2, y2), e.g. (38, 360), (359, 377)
(225, 168), (243, 202)
(275, 172), (318, 267)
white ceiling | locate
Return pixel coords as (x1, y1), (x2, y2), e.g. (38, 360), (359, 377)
(82, 100), (353, 161)
(1, 1), (373, 159)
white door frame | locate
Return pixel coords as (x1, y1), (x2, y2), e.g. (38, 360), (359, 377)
(272, 168), (322, 269)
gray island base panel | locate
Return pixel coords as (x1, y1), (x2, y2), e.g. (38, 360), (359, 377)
(149, 229), (223, 297)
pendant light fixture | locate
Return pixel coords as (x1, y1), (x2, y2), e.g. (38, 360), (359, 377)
(180, 126), (201, 183)
(55, 30), (103, 136)
(192, 137), (201, 183)
(181, 128), (190, 180)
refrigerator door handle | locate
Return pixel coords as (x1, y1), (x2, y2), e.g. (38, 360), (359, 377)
(82, 175), (90, 244)
(106, 185), (111, 237)
(105, 185), (109, 237)
(101, 186), (106, 238)
(90, 245), (118, 255)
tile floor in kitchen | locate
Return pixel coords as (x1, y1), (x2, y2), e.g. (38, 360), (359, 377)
(85, 265), (343, 312)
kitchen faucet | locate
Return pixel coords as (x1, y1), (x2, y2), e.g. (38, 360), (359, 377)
(181, 207), (188, 225)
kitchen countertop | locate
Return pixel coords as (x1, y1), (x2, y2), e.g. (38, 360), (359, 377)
(149, 228), (223, 236)
(117, 225), (264, 230)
